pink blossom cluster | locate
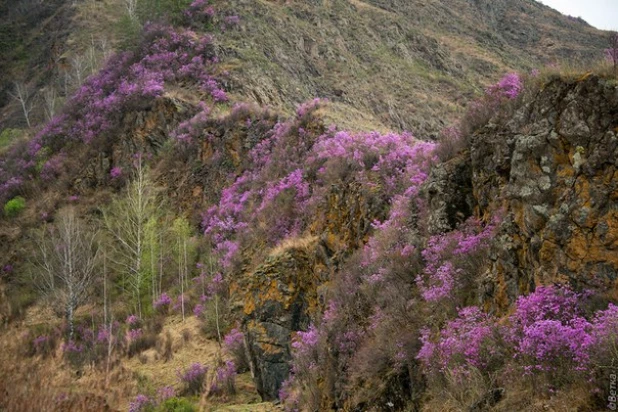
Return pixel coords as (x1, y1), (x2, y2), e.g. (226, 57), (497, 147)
(129, 394), (153, 412)
(209, 360), (237, 396)
(416, 307), (503, 377)
(154, 292), (172, 312)
(418, 285), (618, 384)
(486, 72), (523, 100)
(177, 362), (208, 394)
(184, 0), (216, 22)
(416, 218), (494, 302)
(223, 328), (244, 353)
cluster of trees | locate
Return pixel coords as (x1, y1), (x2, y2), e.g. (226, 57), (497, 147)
(29, 158), (199, 338)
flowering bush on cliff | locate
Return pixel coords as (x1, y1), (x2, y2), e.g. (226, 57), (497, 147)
(208, 360), (237, 397)
(282, 325), (322, 410)
(507, 285), (595, 379)
(0, 4), (226, 200)
(415, 218), (494, 308)
(486, 73), (523, 100)
(154, 293), (172, 313)
(417, 285), (618, 394)
(417, 307), (504, 380)
(461, 71), (526, 136)
(223, 328), (249, 372)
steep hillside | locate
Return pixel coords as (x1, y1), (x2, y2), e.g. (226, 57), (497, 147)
(214, 0), (607, 134)
(0, 0), (609, 135)
(0, 0), (617, 411)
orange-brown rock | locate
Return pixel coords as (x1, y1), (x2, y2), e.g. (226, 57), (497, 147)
(437, 75), (618, 310)
(235, 237), (330, 400)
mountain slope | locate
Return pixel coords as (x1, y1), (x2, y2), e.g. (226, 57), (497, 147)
(0, 0), (617, 411)
(0, 0), (609, 135)
(214, 0), (607, 134)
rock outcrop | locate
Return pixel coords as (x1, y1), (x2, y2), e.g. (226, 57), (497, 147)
(237, 178), (386, 399)
(236, 237), (329, 400)
(427, 74), (618, 309)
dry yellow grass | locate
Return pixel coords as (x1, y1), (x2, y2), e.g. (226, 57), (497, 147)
(0, 307), (276, 411)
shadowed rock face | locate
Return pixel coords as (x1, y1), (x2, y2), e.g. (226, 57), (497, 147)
(236, 179), (385, 400)
(426, 75), (618, 310)
(238, 241), (327, 400)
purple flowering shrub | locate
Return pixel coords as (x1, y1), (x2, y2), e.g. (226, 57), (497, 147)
(128, 385), (181, 412)
(156, 386), (176, 403)
(201, 102), (326, 270)
(461, 71), (526, 136)
(590, 304), (618, 362)
(417, 285), (618, 396)
(126, 314), (141, 329)
(415, 218), (495, 312)
(434, 126), (465, 161)
(129, 394), (154, 412)
(486, 73), (523, 100)
(124, 317), (159, 358)
(154, 293), (173, 314)
(281, 325), (322, 410)
(223, 328), (249, 372)
(416, 307), (504, 381)
(25, 325), (62, 358)
(184, 0), (216, 25)
(177, 362), (208, 395)
(201, 101), (439, 277)
(0, 139), (36, 205)
(109, 166), (123, 180)
(54, 322), (124, 367)
(0, 1), (227, 201)
(208, 360), (237, 398)
(506, 285), (595, 383)
(53, 23), (222, 147)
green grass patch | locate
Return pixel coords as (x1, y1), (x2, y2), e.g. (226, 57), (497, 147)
(4, 196), (26, 218)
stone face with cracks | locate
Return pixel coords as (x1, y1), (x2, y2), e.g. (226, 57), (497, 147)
(236, 180), (382, 400)
(469, 75), (618, 308)
(236, 239), (329, 400)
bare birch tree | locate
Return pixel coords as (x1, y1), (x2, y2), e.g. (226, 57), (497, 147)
(31, 207), (100, 339)
(70, 54), (87, 88)
(9, 81), (35, 128)
(103, 155), (158, 317)
(42, 86), (58, 121)
(125, 0), (138, 22)
(172, 216), (191, 322)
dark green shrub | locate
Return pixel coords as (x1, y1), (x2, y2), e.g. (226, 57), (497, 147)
(156, 397), (196, 412)
(4, 196), (26, 217)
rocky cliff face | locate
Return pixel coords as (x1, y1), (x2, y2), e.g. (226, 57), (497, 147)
(427, 74), (618, 311)
(236, 178), (387, 399)
(239, 74), (618, 404)
(237, 239), (327, 400)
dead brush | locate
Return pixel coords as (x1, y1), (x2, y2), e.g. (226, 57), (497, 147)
(156, 330), (173, 362)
